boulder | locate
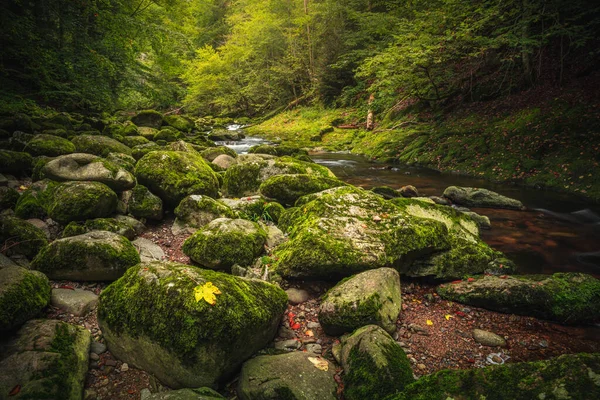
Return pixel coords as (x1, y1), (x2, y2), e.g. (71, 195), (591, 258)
(26, 134), (75, 157)
(318, 268), (401, 336)
(238, 351), (337, 400)
(212, 154), (237, 170)
(389, 353), (600, 400)
(62, 217), (140, 240)
(131, 110), (164, 129)
(106, 152), (137, 172)
(71, 134), (132, 157)
(42, 153), (135, 191)
(0, 186), (19, 209)
(183, 218), (266, 270)
(51, 288), (98, 317)
(173, 195), (235, 235)
(0, 266), (51, 331)
(164, 115), (195, 133)
(135, 150), (220, 208)
(132, 237), (165, 262)
(371, 186), (401, 200)
(443, 186), (524, 210)
(461, 210), (491, 229)
(128, 184), (164, 220)
(47, 181), (118, 224)
(200, 146), (237, 162)
(97, 261), (287, 388)
(154, 127), (184, 142)
(223, 156), (335, 197)
(437, 272), (600, 324)
(0, 150), (32, 173)
(120, 135), (150, 148)
(31, 231), (140, 281)
(0, 216), (48, 259)
(137, 127), (160, 140)
(14, 179), (59, 219)
(0, 319), (90, 400)
(259, 174), (346, 206)
(333, 325), (414, 400)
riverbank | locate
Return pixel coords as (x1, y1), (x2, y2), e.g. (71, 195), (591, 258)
(247, 83), (600, 203)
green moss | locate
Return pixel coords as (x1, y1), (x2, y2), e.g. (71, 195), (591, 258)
(131, 110), (164, 129)
(164, 115), (195, 132)
(0, 149), (33, 173)
(14, 180), (59, 219)
(119, 123), (139, 137)
(120, 135), (149, 148)
(0, 268), (51, 331)
(320, 292), (384, 334)
(248, 144), (308, 157)
(263, 202), (285, 223)
(0, 216), (48, 259)
(129, 185), (163, 220)
(131, 142), (162, 160)
(154, 127), (183, 142)
(222, 161), (266, 197)
(31, 156), (53, 180)
(371, 186), (401, 199)
(47, 181), (118, 224)
(0, 186), (20, 209)
(200, 146), (237, 162)
(71, 134), (132, 157)
(97, 262), (288, 364)
(25, 134), (75, 157)
(259, 174), (346, 206)
(62, 218), (136, 239)
(174, 195), (235, 226)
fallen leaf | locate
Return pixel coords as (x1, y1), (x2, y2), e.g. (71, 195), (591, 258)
(467, 277), (475, 282)
(451, 280), (463, 284)
(9, 385), (21, 396)
(194, 282), (222, 305)
(426, 320), (433, 326)
(308, 356), (329, 371)
(445, 314), (454, 320)
(305, 329), (314, 337)
(455, 311), (466, 317)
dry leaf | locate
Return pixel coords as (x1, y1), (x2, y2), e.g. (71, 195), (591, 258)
(426, 319), (433, 326)
(305, 329), (314, 337)
(194, 282), (221, 305)
(308, 356), (329, 371)
(445, 314), (454, 320)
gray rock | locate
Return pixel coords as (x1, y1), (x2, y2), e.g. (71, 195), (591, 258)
(173, 195), (235, 235)
(305, 343), (322, 354)
(399, 185), (419, 198)
(285, 288), (310, 304)
(265, 225), (286, 248)
(462, 210), (492, 229)
(472, 329), (507, 347)
(274, 339), (302, 351)
(132, 237), (165, 262)
(90, 341), (107, 354)
(443, 186), (525, 210)
(238, 351), (337, 400)
(0, 266), (51, 331)
(51, 288), (98, 316)
(212, 154), (237, 169)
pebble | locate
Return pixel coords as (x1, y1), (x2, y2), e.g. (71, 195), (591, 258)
(140, 388), (152, 400)
(121, 363), (129, 372)
(90, 352), (100, 361)
(105, 359), (117, 367)
(84, 389), (97, 400)
(91, 341), (107, 354)
(307, 321), (321, 329)
(306, 343), (322, 354)
(417, 363), (427, 370)
(90, 361), (100, 369)
(274, 339), (301, 351)
(100, 378), (109, 387)
(472, 329), (507, 347)
(286, 288), (310, 304)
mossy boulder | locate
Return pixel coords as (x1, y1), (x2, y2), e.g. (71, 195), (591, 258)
(371, 186), (402, 200)
(164, 115), (195, 132)
(0, 150), (33, 173)
(319, 268), (401, 336)
(42, 153), (136, 191)
(31, 231), (140, 281)
(259, 174), (346, 206)
(443, 186), (525, 210)
(118, 123), (139, 137)
(0, 113), (35, 133)
(132, 142), (162, 160)
(131, 110), (164, 129)
(154, 127), (184, 142)
(26, 134), (76, 157)
(388, 353), (600, 400)
(138, 127), (160, 140)
(62, 217), (140, 240)
(166, 140), (201, 154)
(135, 150), (220, 208)
(0, 266), (51, 331)
(248, 145), (308, 157)
(120, 135), (150, 148)
(200, 146), (238, 162)
(0, 319), (90, 400)
(0, 216), (48, 259)
(183, 218), (267, 270)
(273, 186), (508, 280)
(47, 181), (118, 224)
(173, 195), (235, 234)
(97, 261), (288, 388)
(106, 152), (137, 173)
(217, 196), (283, 223)
(437, 272), (600, 324)
(128, 184), (164, 220)
(334, 325), (414, 400)
(14, 179), (59, 219)
(0, 186), (20, 209)
(238, 351), (337, 400)
(71, 134), (132, 157)
(222, 156), (335, 197)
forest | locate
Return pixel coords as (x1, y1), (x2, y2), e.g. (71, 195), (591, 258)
(1, 1), (600, 399)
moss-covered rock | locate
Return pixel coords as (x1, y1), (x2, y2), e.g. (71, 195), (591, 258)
(135, 150), (220, 208)
(71, 134), (132, 157)
(437, 272), (600, 324)
(173, 195), (235, 234)
(0, 113), (35, 133)
(443, 186), (525, 210)
(62, 217), (139, 240)
(0, 150), (33, 173)
(238, 351), (337, 400)
(223, 156), (335, 197)
(120, 135), (149, 148)
(166, 140), (200, 154)
(128, 184), (163, 220)
(131, 110), (164, 129)
(26, 134), (76, 157)
(131, 141), (162, 160)
(183, 218), (267, 270)
(97, 261), (287, 388)
(164, 115), (196, 133)
(0, 319), (90, 399)
(259, 174), (346, 206)
(319, 268), (401, 336)
(106, 152), (137, 173)
(248, 144), (308, 157)
(0, 266), (51, 332)
(218, 196), (279, 222)
(0, 185), (20, 209)
(138, 126), (160, 139)
(31, 231), (140, 281)
(334, 325), (414, 400)
(42, 153), (136, 191)
(388, 353), (600, 400)
(154, 127), (184, 142)
(200, 146), (238, 162)
(118, 122), (139, 137)
(371, 186), (402, 200)
(47, 181), (118, 224)
(0, 216), (48, 259)
(14, 179), (59, 219)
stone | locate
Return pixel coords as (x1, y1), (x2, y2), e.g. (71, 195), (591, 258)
(265, 224), (286, 248)
(200, 146), (238, 162)
(0, 266), (51, 331)
(306, 343), (322, 354)
(173, 195), (235, 235)
(163, 115), (195, 133)
(14, 179), (58, 220)
(183, 218), (266, 270)
(461, 210), (492, 229)
(472, 329), (507, 347)
(47, 181), (118, 224)
(25, 134), (76, 157)
(212, 154), (237, 169)
(247, 145), (308, 157)
(128, 184), (164, 220)
(259, 174), (346, 206)
(120, 363), (129, 372)
(133, 237), (166, 262)
(98, 261), (287, 389)
(273, 339), (301, 351)
(90, 341), (107, 354)
(62, 217), (140, 240)
(238, 351), (337, 400)
(0, 319), (91, 400)
(31, 231), (140, 281)
(72, 134), (132, 157)
(285, 288), (310, 305)
(51, 288), (99, 316)
(132, 110), (164, 129)
(42, 153), (135, 191)
(398, 185), (419, 198)
(443, 186), (525, 210)
(437, 272), (600, 324)
(0, 186), (19, 210)
(0, 150), (33, 173)
(0, 216), (48, 259)
(371, 186), (401, 199)
(333, 325), (414, 400)
(144, 388), (225, 400)
(318, 268), (401, 335)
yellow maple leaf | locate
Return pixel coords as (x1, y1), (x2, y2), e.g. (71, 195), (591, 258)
(426, 319), (433, 326)
(194, 282), (222, 305)
(308, 356), (329, 371)
(445, 314), (454, 320)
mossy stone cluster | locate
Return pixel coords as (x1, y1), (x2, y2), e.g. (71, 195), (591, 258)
(135, 150), (220, 208)
(31, 230), (140, 281)
(26, 133), (75, 157)
(0, 266), (51, 331)
(71, 134), (132, 157)
(0, 216), (48, 259)
(47, 181), (118, 224)
(128, 184), (164, 220)
(97, 261), (288, 388)
(437, 272), (600, 324)
(183, 218), (267, 270)
(259, 173), (346, 206)
(62, 217), (138, 240)
(0, 150), (33, 173)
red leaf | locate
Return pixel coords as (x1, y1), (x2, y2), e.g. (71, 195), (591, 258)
(451, 280), (462, 284)
(467, 278), (475, 283)
(290, 322), (301, 330)
(455, 311), (466, 317)
(9, 385), (21, 396)
(466, 358), (475, 363)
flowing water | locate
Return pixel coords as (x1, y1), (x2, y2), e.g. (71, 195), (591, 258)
(221, 134), (600, 277)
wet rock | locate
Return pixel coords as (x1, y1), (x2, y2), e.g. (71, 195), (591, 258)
(443, 186), (524, 210)
(472, 329), (507, 347)
(51, 288), (98, 316)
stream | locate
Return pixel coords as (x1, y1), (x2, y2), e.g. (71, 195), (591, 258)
(219, 134), (600, 277)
